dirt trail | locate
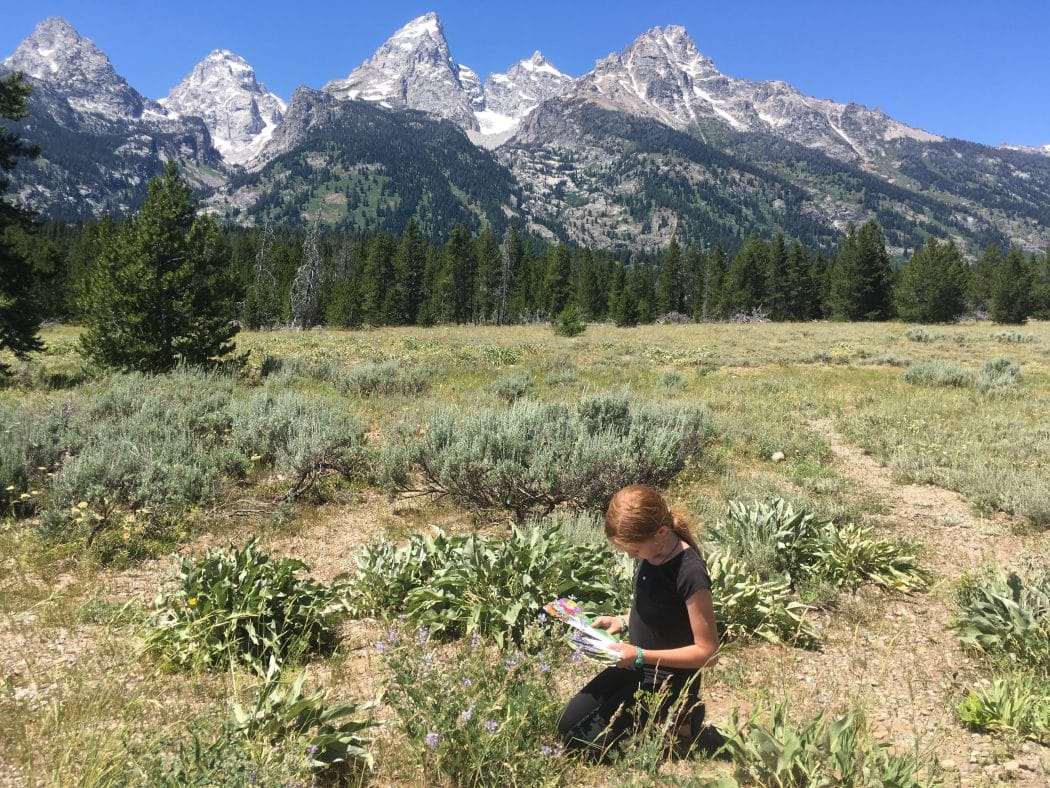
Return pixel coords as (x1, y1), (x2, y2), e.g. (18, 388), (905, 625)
(714, 417), (1048, 785)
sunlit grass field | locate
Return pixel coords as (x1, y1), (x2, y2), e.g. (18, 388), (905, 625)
(2, 320), (1048, 785)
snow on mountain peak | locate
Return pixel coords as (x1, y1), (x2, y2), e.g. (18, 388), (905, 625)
(2, 16), (153, 119)
(324, 12), (479, 130)
(161, 50), (286, 166)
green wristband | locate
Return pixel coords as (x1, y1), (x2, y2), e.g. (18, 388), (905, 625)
(635, 647), (644, 667)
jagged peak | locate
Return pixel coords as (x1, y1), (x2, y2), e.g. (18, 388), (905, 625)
(518, 51), (568, 78)
(30, 16), (83, 40)
(391, 12), (445, 43)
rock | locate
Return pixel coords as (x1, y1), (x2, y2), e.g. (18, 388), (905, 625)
(771, 451), (786, 463)
(939, 759), (957, 771)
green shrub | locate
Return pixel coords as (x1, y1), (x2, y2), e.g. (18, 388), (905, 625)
(382, 631), (567, 787)
(704, 548), (818, 646)
(658, 370), (687, 390)
(958, 673), (1050, 742)
(231, 663), (376, 773)
(381, 393), (711, 521)
(552, 303), (586, 337)
(350, 526), (632, 646)
(951, 568), (1050, 671)
(902, 360), (972, 387)
(976, 357), (1021, 392)
(146, 539), (350, 673)
(707, 500), (929, 594)
(487, 372), (533, 403)
(904, 327), (943, 343)
(230, 388), (366, 497)
(992, 331), (1035, 344)
(719, 700), (939, 787)
(339, 360), (431, 396)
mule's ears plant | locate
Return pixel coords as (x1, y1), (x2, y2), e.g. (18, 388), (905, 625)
(951, 567), (1050, 672)
(958, 673), (1050, 743)
(718, 700), (940, 787)
(230, 659), (377, 773)
(146, 538), (350, 674)
(350, 525), (630, 646)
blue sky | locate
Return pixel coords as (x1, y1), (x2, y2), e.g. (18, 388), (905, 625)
(2, 1), (1048, 147)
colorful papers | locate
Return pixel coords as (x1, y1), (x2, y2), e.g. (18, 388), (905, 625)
(543, 598), (622, 664)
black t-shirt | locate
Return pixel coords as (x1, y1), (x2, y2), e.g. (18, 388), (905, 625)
(628, 548), (712, 652)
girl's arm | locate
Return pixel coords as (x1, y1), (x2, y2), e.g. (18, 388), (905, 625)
(611, 589), (719, 670)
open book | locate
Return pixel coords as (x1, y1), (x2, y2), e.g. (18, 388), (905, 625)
(543, 598), (622, 663)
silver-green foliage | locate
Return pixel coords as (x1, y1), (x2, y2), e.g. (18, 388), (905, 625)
(486, 372), (533, 403)
(718, 701), (939, 787)
(708, 500), (929, 593)
(146, 538), (350, 673)
(382, 392), (711, 521)
(231, 660), (376, 772)
(958, 673), (1050, 742)
(902, 359), (972, 387)
(704, 549), (818, 646)
(976, 357), (1021, 392)
(350, 526), (631, 646)
(339, 360), (431, 396)
(951, 568), (1050, 671)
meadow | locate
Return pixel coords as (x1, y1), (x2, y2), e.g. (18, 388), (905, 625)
(1, 320), (1048, 786)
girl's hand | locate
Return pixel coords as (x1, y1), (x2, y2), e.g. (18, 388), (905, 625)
(592, 615), (626, 636)
(611, 643), (640, 670)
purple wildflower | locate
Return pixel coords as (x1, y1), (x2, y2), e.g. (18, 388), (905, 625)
(374, 640), (388, 654)
(536, 612), (548, 624)
(415, 627), (429, 646)
(462, 678), (473, 687)
(538, 663), (551, 674)
(484, 720), (498, 732)
(458, 709), (473, 724)
(470, 631), (481, 648)
(424, 731), (439, 749)
(505, 657), (518, 669)
(540, 744), (563, 757)
(571, 650), (584, 664)
(306, 743), (320, 755)
(386, 626), (399, 643)
(422, 651), (434, 665)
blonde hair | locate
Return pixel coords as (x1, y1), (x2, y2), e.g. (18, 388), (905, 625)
(604, 485), (698, 553)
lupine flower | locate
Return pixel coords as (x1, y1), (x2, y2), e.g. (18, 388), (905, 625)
(571, 650), (584, 663)
(374, 640), (388, 653)
(536, 612), (547, 624)
(306, 743), (320, 755)
(470, 631), (481, 648)
(538, 663), (551, 674)
(505, 657), (518, 669)
(386, 626), (399, 643)
(415, 627), (429, 646)
(458, 709), (473, 724)
(540, 744), (563, 757)
(422, 651), (434, 665)
(484, 720), (498, 732)
(462, 678), (473, 687)
(424, 731), (439, 748)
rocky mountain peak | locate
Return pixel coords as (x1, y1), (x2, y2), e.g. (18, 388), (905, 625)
(2, 16), (154, 119)
(324, 12), (479, 130)
(479, 51), (573, 136)
(160, 49), (286, 166)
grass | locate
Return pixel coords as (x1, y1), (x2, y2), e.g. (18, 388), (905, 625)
(2, 320), (1049, 784)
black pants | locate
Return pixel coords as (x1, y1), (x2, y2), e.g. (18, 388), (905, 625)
(557, 665), (702, 757)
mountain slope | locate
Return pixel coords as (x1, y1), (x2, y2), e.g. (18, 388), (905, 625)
(209, 88), (523, 239)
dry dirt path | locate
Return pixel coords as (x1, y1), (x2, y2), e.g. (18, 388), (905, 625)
(712, 417), (1048, 786)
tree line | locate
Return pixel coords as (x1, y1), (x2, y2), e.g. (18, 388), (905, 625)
(3, 73), (1050, 375)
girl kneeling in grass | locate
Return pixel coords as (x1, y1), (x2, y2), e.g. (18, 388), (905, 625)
(558, 484), (719, 757)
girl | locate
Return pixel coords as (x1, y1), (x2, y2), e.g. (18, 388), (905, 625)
(557, 484), (719, 756)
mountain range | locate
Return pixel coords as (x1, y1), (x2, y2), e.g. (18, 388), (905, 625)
(3, 13), (1050, 257)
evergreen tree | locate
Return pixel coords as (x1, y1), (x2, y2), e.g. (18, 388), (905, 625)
(610, 263), (638, 327)
(79, 162), (238, 371)
(544, 244), (573, 318)
(894, 237), (970, 323)
(657, 237), (686, 315)
(325, 237), (364, 328)
(990, 246), (1035, 324)
(445, 223), (475, 323)
(474, 227), (501, 323)
(576, 249), (606, 321)
(1033, 248), (1050, 320)
(395, 219), (427, 325)
(0, 72), (43, 376)
(632, 263), (657, 323)
(766, 233), (789, 320)
(828, 221), (893, 321)
(783, 240), (815, 320)
(359, 233), (396, 325)
(701, 242), (727, 320)
(810, 251), (833, 318)
(726, 235), (770, 316)
(969, 244), (1003, 313)
(686, 243), (705, 321)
